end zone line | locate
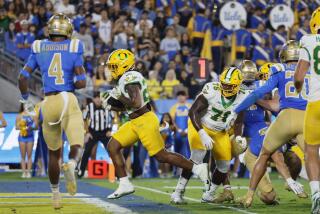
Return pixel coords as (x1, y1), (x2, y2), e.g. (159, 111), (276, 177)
(78, 193), (137, 214)
(134, 185), (256, 214)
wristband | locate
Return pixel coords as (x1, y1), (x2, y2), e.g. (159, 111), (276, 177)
(75, 73), (86, 82)
(19, 69), (30, 79)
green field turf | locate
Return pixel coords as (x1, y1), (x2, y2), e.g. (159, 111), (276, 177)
(0, 172), (311, 214)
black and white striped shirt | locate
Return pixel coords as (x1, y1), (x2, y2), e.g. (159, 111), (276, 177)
(83, 102), (113, 132)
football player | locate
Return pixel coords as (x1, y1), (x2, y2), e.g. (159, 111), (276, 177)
(101, 49), (210, 199)
(18, 14), (86, 208)
(234, 40), (309, 208)
(171, 67), (248, 204)
(294, 7), (320, 213)
(238, 62), (306, 205)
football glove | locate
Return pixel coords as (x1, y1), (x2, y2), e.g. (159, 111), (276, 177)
(286, 178), (305, 196)
(100, 91), (112, 110)
(198, 129), (214, 150)
(110, 87), (121, 99)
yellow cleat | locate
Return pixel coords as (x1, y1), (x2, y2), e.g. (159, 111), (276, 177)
(236, 190), (254, 208)
(213, 189), (234, 203)
(62, 163), (77, 196)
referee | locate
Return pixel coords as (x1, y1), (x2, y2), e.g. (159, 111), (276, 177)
(78, 91), (113, 178)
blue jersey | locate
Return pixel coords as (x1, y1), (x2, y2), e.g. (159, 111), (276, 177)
(235, 63), (309, 114)
(25, 39), (84, 94)
(170, 103), (191, 130)
(243, 81), (267, 138)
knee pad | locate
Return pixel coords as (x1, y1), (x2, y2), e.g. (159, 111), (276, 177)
(190, 150), (207, 164)
(258, 189), (277, 205)
(215, 160), (230, 173)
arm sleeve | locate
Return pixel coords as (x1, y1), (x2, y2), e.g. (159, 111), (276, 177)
(74, 41), (84, 67)
(25, 53), (38, 70)
(82, 105), (89, 119)
(234, 74), (279, 113)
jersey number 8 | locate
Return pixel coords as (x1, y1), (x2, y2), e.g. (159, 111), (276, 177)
(48, 53), (64, 85)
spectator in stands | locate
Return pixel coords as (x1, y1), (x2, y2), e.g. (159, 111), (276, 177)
(160, 26), (181, 63)
(15, 20), (35, 61)
(126, 0), (140, 21)
(147, 70), (162, 100)
(92, 2), (103, 23)
(55, 0), (75, 16)
(32, 6), (50, 31)
(83, 14), (98, 40)
(209, 61), (219, 81)
(172, 14), (187, 39)
(154, 9), (167, 38)
(138, 28), (156, 57)
(14, 0), (25, 15)
(235, 19), (252, 61)
(16, 104), (37, 179)
(44, 1), (54, 17)
(112, 21), (128, 50)
(296, 19), (310, 41)
(7, 2), (17, 20)
(170, 90), (191, 160)
(272, 25), (287, 56)
(4, 22), (17, 55)
(252, 23), (269, 47)
(0, 8), (10, 31)
(252, 38), (274, 67)
(162, 69), (180, 98)
(249, 7), (265, 29)
(74, 23), (94, 57)
(0, 111), (7, 128)
(93, 64), (108, 90)
(98, 9), (112, 46)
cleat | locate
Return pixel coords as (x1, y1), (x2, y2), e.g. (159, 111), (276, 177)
(62, 163), (77, 196)
(201, 191), (215, 203)
(170, 191), (187, 204)
(311, 192), (320, 214)
(213, 189), (234, 203)
(52, 191), (62, 209)
(107, 182), (135, 199)
(236, 190), (254, 208)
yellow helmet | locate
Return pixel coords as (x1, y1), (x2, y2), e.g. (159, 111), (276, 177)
(258, 63), (274, 81)
(279, 40), (299, 63)
(220, 67), (243, 97)
(240, 60), (257, 82)
(310, 7), (320, 34)
(106, 49), (135, 80)
(47, 13), (73, 38)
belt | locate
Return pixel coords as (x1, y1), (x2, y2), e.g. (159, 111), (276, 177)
(45, 91), (73, 96)
(129, 104), (151, 120)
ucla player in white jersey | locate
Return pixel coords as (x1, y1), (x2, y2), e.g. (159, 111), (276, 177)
(294, 7), (320, 213)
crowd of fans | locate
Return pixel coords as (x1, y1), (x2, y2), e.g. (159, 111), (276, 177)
(0, 0), (319, 100)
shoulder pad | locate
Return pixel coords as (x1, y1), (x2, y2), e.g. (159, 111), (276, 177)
(202, 82), (219, 95)
(270, 63), (284, 74)
(32, 40), (42, 53)
(123, 71), (143, 84)
(69, 39), (83, 53)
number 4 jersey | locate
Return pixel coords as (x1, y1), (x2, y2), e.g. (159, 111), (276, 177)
(300, 35), (320, 102)
(200, 82), (250, 131)
(25, 39), (84, 93)
(118, 71), (150, 114)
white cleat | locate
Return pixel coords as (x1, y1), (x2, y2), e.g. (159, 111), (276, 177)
(25, 172), (32, 179)
(107, 182), (135, 199)
(311, 192), (320, 214)
(201, 191), (215, 203)
(192, 163), (210, 190)
(21, 172), (26, 178)
(170, 191), (187, 204)
(62, 163), (77, 196)
(52, 191), (62, 209)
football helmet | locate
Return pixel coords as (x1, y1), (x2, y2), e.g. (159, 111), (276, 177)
(239, 60), (257, 82)
(220, 67), (243, 97)
(279, 40), (299, 63)
(310, 7), (320, 34)
(106, 49), (135, 80)
(47, 13), (73, 38)
(258, 63), (274, 81)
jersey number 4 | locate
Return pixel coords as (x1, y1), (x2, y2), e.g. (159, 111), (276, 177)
(48, 53), (64, 85)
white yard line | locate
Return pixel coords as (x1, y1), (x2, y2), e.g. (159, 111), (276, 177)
(78, 193), (136, 214)
(162, 186), (249, 190)
(134, 185), (256, 214)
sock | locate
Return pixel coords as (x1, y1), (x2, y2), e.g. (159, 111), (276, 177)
(119, 176), (130, 184)
(50, 184), (60, 193)
(175, 176), (189, 193)
(208, 183), (219, 193)
(224, 185), (231, 191)
(68, 159), (77, 171)
(310, 181), (320, 196)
